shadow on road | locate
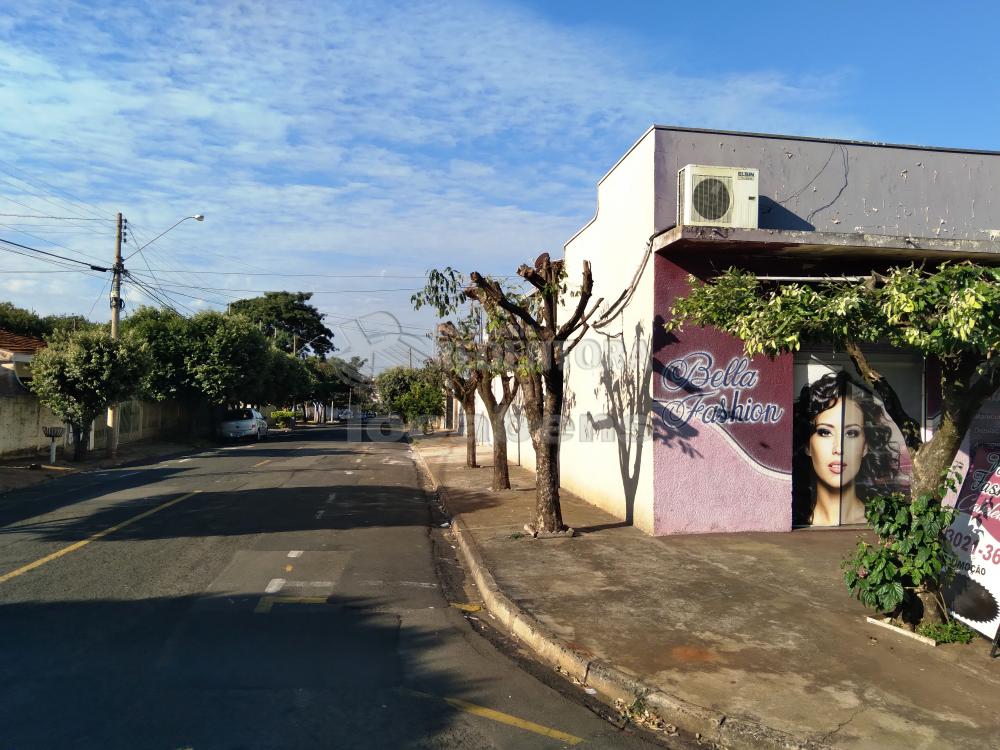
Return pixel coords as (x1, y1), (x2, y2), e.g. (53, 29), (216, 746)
(0, 592), (482, 749)
(7, 482), (502, 542)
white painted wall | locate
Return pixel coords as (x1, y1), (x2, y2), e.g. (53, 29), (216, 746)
(479, 130), (658, 531)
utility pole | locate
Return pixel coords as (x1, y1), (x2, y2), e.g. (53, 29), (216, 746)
(408, 346), (412, 368)
(107, 212), (124, 458)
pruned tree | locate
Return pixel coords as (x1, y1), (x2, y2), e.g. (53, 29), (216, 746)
(668, 261), (1000, 623)
(466, 253), (602, 533)
(437, 319), (519, 489)
(412, 269), (484, 470)
(29, 329), (147, 461)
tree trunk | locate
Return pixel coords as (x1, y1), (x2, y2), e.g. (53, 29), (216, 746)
(462, 394), (478, 468)
(490, 412), (510, 490)
(914, 583), (945, 625)
(532, 431), (562, 531)
(910, 390), (979, 500)
(70, 422), (89, 462)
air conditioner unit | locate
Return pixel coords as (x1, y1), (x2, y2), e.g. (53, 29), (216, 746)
(677, 164), (759, 229)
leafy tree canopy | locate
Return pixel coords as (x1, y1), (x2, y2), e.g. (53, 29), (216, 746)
(29, 329), (147, 458)
(185, 312), (272, 406)
(0, 300), (102, 340)
(229, 292), (334, 357)
(122, 306), (195, 402)
(374, 365), (441, 418)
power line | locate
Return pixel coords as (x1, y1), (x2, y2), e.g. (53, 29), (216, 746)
(122, 269), (431, 278)
(128, 279), (424, 294)
(0, 221), (107, 265)
(0, 160), (114, 222)
(0, 237), (109, 271)
(88, 276), (112, 318)
(0, 213), (113, 221)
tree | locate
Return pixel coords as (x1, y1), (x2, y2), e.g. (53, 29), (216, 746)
(29, 329), (147, 460)
(668, 262), (1000, 622)
(437, 319), (519, 489)
(307, 356), (369, 407)
(414, 268), (523, 482)
(413, 270), (483, 469)
(374, 366), (444, 430)
(229, 292), (334, 357)
(397, 372), (445, 433)
(373, 366), (422, 416)
(466, 253), (602, 533)
(122, 306), (195, 402)
(185, 312), (272, 406)
(0, 301), (102, 339)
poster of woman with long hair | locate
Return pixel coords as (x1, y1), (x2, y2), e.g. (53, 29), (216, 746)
(793, 370), (911, 527)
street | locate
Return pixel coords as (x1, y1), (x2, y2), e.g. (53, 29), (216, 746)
(0, 424), (657, 749)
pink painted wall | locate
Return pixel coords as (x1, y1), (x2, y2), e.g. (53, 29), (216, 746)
(651, 254), (794, 534)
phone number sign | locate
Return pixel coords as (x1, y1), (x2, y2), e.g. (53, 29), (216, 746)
(947, 444), (1000, 641)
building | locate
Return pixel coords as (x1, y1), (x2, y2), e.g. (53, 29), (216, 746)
(487, 125), (1000, 537)
(0, 329), (46, 386)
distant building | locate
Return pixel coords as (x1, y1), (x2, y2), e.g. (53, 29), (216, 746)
(0, 329), (46, 390)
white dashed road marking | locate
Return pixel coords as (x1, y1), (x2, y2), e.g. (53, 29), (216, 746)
(264, 578), (286, 594)
(288, 550), (303, 558)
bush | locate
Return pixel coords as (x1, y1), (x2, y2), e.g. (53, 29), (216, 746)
(916, 620), (977, 644)
(842, 492), (957, 615)
(271, 409), (295, 428)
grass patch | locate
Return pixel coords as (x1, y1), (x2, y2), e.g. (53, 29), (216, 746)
(508, 531), (526, 540)
(916, 620), (977, 644)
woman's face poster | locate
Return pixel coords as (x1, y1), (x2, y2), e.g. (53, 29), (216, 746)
(793, 363), (917, 527)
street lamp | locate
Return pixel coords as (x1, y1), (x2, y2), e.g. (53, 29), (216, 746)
(124, 214), (205, 261)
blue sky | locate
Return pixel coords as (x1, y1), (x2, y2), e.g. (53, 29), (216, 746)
(1, 0), (997, 370)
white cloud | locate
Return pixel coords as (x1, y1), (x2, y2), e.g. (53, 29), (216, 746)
(0, 0), (863, 362)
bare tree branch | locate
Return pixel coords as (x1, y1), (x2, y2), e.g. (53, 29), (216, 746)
(466, 273), (541, 335)
(557, 259), (594, 338)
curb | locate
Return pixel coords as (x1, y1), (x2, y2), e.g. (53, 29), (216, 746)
(412, 444), (827, 750)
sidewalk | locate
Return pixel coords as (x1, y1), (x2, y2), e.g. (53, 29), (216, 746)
(0, 437), (213, 496)
(414, 436), (1000, 750)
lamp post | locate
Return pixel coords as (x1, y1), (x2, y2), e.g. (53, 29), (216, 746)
(107, 213), (205, 457)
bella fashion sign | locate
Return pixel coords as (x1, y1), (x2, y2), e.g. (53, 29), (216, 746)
(659, 352), (785, 427)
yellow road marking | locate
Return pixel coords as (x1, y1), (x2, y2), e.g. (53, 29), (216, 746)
(450, 602), (482, 613)
(253, 595), (328, 614)
(400, 688), (583, 745)
(252, 459), (271, 467)
(0, 491), (201, 585)
(285, 564), (294, 573)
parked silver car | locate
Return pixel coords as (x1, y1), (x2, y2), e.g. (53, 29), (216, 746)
(218, 408), (269, 441)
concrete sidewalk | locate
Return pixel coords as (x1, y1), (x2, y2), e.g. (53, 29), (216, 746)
(414, 436), (1000, 750)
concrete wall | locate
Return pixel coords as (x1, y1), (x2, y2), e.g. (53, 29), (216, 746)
(0, 395), (65, 457)
(2, 395), (191, 458)
(653, 126), (1000, 240)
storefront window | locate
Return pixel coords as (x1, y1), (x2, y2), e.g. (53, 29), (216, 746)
(792, 355), (921, 527)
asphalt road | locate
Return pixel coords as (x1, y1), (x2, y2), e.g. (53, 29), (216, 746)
(0, 423), (662, 749)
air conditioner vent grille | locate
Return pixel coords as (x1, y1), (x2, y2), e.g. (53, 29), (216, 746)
(692, 176), (732, 222)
